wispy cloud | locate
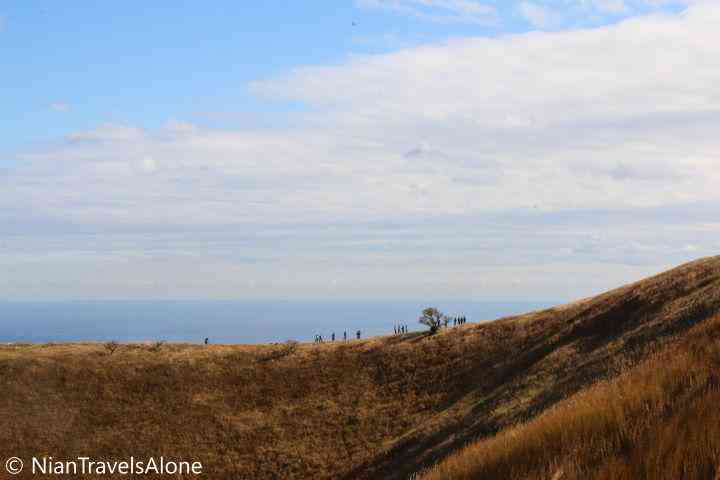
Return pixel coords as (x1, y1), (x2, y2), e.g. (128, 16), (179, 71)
(589, 0), (629, 13)
(359, 0), (698, 30)
(356, 0), (497, 24)
(50, 102), (71, 112)
(518, 2), (558, 28)
(67, 123), (144, 142)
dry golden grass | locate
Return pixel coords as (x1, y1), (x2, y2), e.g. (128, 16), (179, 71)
(2, 256), (720, 479)
(0, 334), (489, 479)
(421, 314), (720, 480)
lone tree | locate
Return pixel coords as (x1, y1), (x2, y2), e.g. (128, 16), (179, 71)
(104, 341), (119, 356)
(419, 307), (446, 334)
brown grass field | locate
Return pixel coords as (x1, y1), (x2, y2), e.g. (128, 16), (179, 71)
(2, 256), (720, 479)
(421, 313), (720, 480)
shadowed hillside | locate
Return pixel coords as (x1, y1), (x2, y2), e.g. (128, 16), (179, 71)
(421, 313), (720, 479)
(2, 256), (720, 479)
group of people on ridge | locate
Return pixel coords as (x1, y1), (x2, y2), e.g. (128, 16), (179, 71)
(453, 316), (467, 326)
(314, 330), (361, 343)
(393, 324), (408, 335)
(312, 314), (469, 344)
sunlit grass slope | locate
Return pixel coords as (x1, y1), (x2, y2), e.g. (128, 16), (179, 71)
(422, 313), (720, 480)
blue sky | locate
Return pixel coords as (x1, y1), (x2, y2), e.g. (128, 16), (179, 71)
(1, 0), (688, 152)
(0, 0), (716, 300)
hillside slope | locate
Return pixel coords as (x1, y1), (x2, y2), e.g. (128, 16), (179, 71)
(1, 256), (720, 479)
(422, 312), (720, 479)
(343, 255), (720, 479)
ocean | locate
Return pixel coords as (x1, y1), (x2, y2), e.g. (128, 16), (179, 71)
(0, 300), (556, 344)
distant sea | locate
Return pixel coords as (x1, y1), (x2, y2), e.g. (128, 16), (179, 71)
(0, 300), (556, 344)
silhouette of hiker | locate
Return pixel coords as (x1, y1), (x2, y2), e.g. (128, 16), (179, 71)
(356, 330), (361, 340)
(332, 332), (335, 342)
(204, 337), (209, 345)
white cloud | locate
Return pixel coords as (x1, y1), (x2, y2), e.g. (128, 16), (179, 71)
(359, 0), (698, 29)
(50, 102), (71, 112)
(251, 5), (720, 215)
(518, 2), (556, 27)
(141, 156), (158, 173)
(590, 0), (629, 13)
(12, 4), (720, 227)
(4, 3), (720, 298)
(356, 0), (497, 24)
(11, 4), (720, 225)
(164, 119), (197, 135)
(68, 124), (145, 142)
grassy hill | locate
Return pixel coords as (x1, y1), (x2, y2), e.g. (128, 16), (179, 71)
(2, 256), (720, 479)
(421, 313), (720, 480)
